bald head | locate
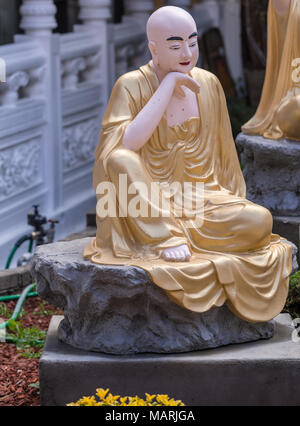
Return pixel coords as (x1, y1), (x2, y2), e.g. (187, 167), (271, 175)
(147, 6), (197, 42)
(146, 6), (199, 77)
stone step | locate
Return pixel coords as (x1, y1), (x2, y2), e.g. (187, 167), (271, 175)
(0, 264), (33, 296)
(39, 314), (300, 406)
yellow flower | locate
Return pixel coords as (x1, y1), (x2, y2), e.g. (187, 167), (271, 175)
(67, 388), (186, 407)
(128, 396), (139, 404)
(104, 393), (120, 405)
(120, 397), (128, 405)
(156, 394), (170, 405)
(145, 393), (156, 403)
(96, 388), (109, 400)
(77, 396), (97, 406)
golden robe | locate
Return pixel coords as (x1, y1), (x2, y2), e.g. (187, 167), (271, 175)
(242, 0), (300, 141)
(84, 61), (293, 323)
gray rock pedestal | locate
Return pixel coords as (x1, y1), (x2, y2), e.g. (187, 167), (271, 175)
(236, 132), (300, 263)
(236, 132), (300, 217)
(30, 237), (297, 355)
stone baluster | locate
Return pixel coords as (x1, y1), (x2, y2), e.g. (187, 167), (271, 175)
(18, 0), (58, 99)
(131, 39), (149, 68)
(82, 51), (102, 82)
(78, 0), (112, 99)
(78, 0), (111, 26)
(20, 0), (57, 36)
(0, 71), (30, 107)
(115, 45), (135, 79)
(19, 0), (64, 212)
(61, 58), (87, 90)
(124, 0), (154, 27)
(23, 65), (47, 98)
(123, 1), (154, 66)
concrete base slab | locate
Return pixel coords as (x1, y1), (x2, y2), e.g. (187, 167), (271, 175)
(39, 315), (300, 406)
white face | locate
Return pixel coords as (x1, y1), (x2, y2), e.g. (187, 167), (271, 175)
(151, 18), (199, 75)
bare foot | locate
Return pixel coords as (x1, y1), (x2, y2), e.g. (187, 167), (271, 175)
(162, 244), (192, 262)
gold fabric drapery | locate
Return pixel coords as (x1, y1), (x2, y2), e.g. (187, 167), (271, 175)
(84, 61), (292, 323)
(242, 0), (300, 140)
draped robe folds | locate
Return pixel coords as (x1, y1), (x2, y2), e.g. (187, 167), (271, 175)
(83, 61), (293, 323)
(242, 0), (300, 140)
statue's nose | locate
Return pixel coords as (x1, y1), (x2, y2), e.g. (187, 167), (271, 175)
(181, 43), (192, 59)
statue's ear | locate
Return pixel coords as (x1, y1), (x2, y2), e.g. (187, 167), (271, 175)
(148, 40), (157, 57)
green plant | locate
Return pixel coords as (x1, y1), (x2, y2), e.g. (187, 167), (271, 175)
(33, 302), (58, 317)
(283, 270), (300, 319)
(29, 381), (40, 394)
(0, 303), (26, 321)
(7, 319), (46, 358)
(0, 303), (13, 318)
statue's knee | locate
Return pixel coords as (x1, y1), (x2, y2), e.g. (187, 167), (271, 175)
(248, 205), (273, 242)
(106, 148), (141, 172)
(255, 206), (272, 232)
(262, 207), (273, 235)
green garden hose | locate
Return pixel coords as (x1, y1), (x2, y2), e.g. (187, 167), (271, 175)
(0, 283), (37, 330)
(5, 245), (19, 270)
(28, 238), (34, 253)
(0, 291), (38, 302)
(5, 234), (33, 269)
(0, 283), (44, 347)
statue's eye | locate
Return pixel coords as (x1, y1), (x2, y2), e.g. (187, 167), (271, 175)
(189, 43), (197, 47)
(170, 45), (181, 50)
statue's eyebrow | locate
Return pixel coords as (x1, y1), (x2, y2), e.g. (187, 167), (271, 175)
(166, 32), (198, 41)
(166, 36), (183, 41)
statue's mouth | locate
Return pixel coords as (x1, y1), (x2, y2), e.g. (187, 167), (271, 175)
(180, 61), (191, 66)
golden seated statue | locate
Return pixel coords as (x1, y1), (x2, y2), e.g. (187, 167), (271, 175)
(242, 0), (300, 141)
(83, 6), (293, 323)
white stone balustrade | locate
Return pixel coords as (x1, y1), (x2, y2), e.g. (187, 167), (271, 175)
(59, 29), (104, 183)
(60, 31), (102, 90)
(0, 39), (47, 270)
(113, 21), (149, 79)
(0, 41), (46, 107)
